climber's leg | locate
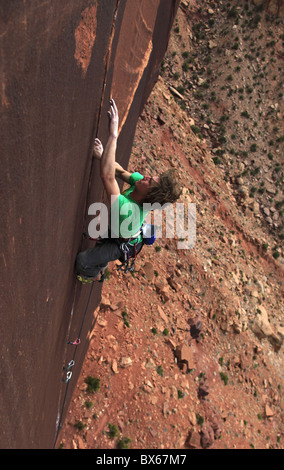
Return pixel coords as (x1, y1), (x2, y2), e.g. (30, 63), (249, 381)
(75, 238), (122, 280)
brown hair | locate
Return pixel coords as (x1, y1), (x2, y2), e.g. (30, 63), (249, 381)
(143, 169), (181, 205)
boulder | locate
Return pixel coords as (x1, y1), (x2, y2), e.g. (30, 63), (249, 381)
(175, 344), (195, 372)
(251, 306), (282, 350)
(198, 382), (209, 399)
(186, 430), (201, 449)
(142, 262), (155, 281)
(200, 424), (215, 449)
(252, 306), (273, 338)
(119, 357), (133, 368)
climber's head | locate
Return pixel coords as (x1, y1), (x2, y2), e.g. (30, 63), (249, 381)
(134, 175), (159, 199)
(138, 169), (181, 205)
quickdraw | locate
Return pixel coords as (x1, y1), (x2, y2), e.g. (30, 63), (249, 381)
(67, 338), (80, 346)
(63, 360), (75, 383)
(65, 360), (75, 371)
(64, 371), (72, 383)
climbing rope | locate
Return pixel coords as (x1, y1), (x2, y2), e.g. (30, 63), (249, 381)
(53, 281), (96, 448)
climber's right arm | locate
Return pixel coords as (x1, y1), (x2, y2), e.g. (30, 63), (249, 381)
(100, 99), (120, 205)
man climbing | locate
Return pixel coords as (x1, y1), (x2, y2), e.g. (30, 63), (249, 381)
(76, 99), (181, 282)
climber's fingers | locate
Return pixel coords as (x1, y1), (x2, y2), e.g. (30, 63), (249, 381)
(94, 138), (103, 147)
(108, 98), (119, 137)
(108, 99), (118, 119)
(110, 98), (118, 115)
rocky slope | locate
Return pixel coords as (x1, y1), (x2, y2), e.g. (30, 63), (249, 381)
(59, 0), (283, 449)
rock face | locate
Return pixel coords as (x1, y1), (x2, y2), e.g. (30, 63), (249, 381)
(0, 0), (179, 449)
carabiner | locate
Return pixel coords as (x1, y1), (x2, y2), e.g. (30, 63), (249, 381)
(66, 360), (75, 371)
(65, 371), (72, 383)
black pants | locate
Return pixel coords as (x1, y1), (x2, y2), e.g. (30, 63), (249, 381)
(76, 238), (143, 279)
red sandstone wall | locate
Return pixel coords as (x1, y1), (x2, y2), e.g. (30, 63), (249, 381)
(0, 0), (179, 448)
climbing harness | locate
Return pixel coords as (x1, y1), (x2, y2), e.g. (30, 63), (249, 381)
(116, 224), (156, 274)
(80, 224), (156, 277)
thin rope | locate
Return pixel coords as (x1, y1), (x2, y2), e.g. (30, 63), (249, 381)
(53, 281), (95, 448)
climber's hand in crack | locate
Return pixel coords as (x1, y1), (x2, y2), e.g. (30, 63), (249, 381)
(94, 132), (131, 183)
(93, 138), (104, 160)
(108, 98), (119, 138)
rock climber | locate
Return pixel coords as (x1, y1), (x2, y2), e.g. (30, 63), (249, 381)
(76, 98), (181, 283)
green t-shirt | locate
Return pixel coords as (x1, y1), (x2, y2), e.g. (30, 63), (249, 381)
(110, 172), (148, 244)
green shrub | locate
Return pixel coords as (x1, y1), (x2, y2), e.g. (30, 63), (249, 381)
(85, 400), (93, 409)
(85, 376), (100, 393)
(220, 372), (228, 385)
(273, 251), (280, 260)
(117, 437), (131, 449)
(157, 365), (164, 377)
(182, 51), (190, 58)
(227, 7), (238, 18)
(122, 311), (130, 328)
(212, 156), (221, 165)
(75, 420), (86, 431)
(107, 423), (119, 439)
(196, 413), (204, 426)
(191, 125), (201, 134)
(241, 110), (250, 118)
(182, 61), (189, 72)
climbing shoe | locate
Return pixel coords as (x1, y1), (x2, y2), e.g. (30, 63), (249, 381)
(77, 273), (105, 284)
(77, 275), (93, 285)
